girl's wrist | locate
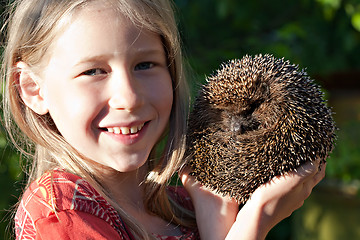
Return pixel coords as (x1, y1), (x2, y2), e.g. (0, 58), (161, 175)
(226, 195), (268, 240)
(191, 187), (239, 240)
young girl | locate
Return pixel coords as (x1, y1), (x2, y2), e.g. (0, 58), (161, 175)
(1, 0), (326, 239)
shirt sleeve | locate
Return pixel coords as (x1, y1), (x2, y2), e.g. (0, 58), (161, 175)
(34, 210), (123, 240)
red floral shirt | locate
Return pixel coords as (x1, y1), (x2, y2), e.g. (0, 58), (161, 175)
(15, 170), (199, 239)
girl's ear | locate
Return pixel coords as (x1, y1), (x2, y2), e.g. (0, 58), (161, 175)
(16, 62), (49, 115)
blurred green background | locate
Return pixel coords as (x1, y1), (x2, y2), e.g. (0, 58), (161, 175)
(1, 0), (360, 239)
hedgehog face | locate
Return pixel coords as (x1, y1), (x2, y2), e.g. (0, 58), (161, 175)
(205, 63), (270, 135)
(221, 109), (261, 134)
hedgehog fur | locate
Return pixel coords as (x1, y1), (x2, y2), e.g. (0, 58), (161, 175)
(185, 54), (336, 204)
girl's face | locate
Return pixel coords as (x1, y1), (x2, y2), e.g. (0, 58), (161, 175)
(36, 4), (173, 172)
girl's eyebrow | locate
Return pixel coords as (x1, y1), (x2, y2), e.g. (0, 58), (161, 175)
(131, 48), (165, 57)
(74, 54), (114, 67)
(74, 49), (165, 66)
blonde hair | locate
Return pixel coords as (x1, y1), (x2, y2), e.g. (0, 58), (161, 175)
(1, 0), (195, 238)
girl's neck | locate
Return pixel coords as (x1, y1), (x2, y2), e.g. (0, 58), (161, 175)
(93, 164), (148, 207)
(90, 164), (183, 236)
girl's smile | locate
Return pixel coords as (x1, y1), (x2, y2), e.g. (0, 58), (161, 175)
(99, 121), (150, 146)
(103, 123), (145, 135)
(32, 3), (173, 172)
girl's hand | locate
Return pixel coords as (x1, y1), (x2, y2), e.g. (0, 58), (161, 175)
(180, 159), (326, 240)
(180, 167), (239, 240)
(228, 159), (326, 240)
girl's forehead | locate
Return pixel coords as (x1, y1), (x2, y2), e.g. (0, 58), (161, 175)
(35, 2), (130, 66)
(42, 3), (163, 71)
(50, 5), (139, 50)
(62, 6), (155, 45)
(72, 2), (125, 24)
(65, 2), (155, 43)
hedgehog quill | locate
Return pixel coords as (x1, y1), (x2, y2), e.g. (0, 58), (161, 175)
(186, 54), (336, 204)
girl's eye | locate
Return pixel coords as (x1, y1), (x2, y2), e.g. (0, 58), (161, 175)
(82, 68), (107, 76)
(134, 62), (154, 71)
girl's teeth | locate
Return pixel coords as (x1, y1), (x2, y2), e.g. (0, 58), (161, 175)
(114, 127), (121, 134)
(120, 127), (130, 135)
(106, 124), (144, 135)
(130, 126), (138, 134)
(138, 123), (144, 130)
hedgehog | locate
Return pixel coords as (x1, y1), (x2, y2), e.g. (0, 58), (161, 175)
(185, 54), (336, 204)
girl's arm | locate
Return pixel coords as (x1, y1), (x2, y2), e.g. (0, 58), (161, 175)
(180, 159), (325, 240)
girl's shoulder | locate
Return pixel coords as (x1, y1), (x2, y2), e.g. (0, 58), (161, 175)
(15, 170), (133, 239)
(16, 169), (109, 218)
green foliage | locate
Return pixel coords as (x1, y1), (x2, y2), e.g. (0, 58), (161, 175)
(175, 0), (360, 78)
(0, 130), (23, 239)
(327, 121), (360, 182)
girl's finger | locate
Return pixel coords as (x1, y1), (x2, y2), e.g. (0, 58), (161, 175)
(295, 159), (321, 180)
(312, 162), (326, 186)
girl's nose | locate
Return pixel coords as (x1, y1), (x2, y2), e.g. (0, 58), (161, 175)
(108, 70), (145, 112)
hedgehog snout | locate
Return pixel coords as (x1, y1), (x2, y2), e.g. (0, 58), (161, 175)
(226, 114), (260, 134)
(230, 117), (242, 132)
